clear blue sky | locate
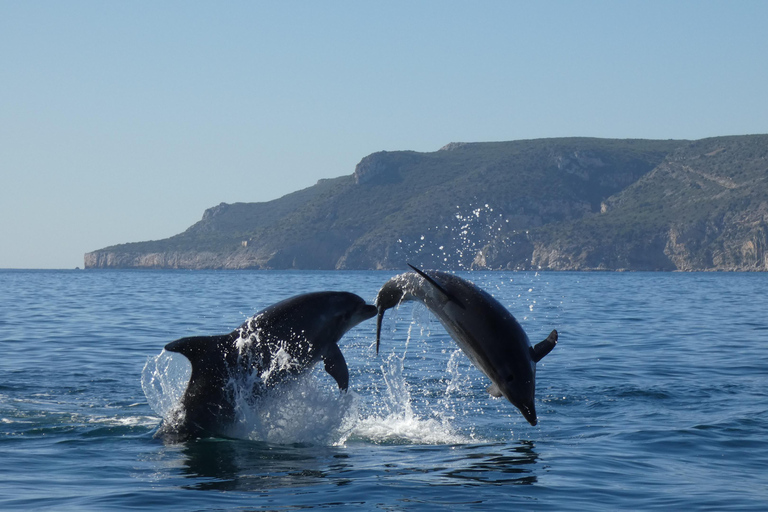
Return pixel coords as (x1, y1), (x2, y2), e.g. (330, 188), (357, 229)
(2, 1), (767, 268)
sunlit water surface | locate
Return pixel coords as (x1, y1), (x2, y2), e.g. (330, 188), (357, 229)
(1, 270), (766, 510)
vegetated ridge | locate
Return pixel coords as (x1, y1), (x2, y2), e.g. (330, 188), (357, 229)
(84, 135), (768, 271)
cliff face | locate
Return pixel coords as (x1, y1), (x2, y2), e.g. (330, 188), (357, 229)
(83, 250), (245, 269)
(85, 135), (768, 271)
(474, 135), (768, 271)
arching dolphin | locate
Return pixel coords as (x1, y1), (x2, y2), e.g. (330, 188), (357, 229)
(375, 265), (557, 426)
(159, 291), (377, 440)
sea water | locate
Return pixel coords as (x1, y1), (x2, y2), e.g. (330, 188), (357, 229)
(1, 269), (767, 510)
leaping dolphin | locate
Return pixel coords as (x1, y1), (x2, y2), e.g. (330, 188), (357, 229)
(159, 291), (377, 440)
(375, 265), (557, 426)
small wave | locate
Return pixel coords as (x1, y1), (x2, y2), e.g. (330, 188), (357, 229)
(612, 386), (674, 400)
(0, 408), (160, 439)
(86, 414), (159, 428)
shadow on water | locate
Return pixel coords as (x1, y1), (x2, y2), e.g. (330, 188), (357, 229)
(440, 441), (539, 485)
(172, 437), (540, 492)
(176, 438), (349, 492)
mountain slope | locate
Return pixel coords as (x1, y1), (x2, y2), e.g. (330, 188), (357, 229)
(479, 135), (768, 270)
(85, 135), (768, 271)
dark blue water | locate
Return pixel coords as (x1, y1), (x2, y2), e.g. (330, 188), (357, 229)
(1, 270), (766, 510)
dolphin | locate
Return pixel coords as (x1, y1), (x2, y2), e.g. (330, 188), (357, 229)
(375, 265), (557, 426)
(158, 291), (377, 440)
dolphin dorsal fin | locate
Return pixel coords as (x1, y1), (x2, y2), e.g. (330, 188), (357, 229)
(530, 330), (558, 363)
(407, 264), (466, 310)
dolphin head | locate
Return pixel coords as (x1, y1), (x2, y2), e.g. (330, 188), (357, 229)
(493, 331), (558, 426)
(487, 352), (538, 426)
(494, 365), (538, 426)
(332, 292), (378, 333)
(503, 379), (538, 427)
(284, 292), (376, 347)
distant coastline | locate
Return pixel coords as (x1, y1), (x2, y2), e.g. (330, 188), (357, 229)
(85, 135), (768, 272)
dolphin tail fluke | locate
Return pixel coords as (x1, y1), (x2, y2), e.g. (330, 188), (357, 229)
(530, 330), (558, 363)
(164, 334), (233, 365)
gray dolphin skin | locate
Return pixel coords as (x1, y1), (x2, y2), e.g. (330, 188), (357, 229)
(160, 291), (377, 441)
(375, 265), (557, 426)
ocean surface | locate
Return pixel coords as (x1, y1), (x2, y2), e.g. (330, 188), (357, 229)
(1, 269), (766, 511)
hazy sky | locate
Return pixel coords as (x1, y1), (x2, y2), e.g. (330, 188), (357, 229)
(2, 1), (767, 268)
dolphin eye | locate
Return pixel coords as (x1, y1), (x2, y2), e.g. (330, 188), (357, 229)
(506, 374), (515, 383)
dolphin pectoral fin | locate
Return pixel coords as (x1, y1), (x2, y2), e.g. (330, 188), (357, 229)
(322, 343), (349, 392)
(407, 264), (466, 310)
(487, 383), (503, 397)
(530, 330), (558, 363)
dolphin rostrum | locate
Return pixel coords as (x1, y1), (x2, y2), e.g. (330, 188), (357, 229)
(375, 265), (557, 426)
(159, 291), (377, 440)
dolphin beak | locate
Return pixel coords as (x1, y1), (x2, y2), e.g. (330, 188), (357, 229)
(360, 304), (378, 320)
(351, 304), (377, 329)
(520, 403), (538, 426)
(375, 307), (385, 354)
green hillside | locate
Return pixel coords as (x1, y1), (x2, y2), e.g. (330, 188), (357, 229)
(84, 135), (768, 271)
(489, 135), (768, 270)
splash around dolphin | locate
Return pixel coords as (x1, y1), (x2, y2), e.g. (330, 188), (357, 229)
(375, 265), (557, 426)
(156, 291), (377, 441)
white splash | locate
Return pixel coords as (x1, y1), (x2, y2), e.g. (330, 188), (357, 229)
(141, 350), (191, 420)
(350, 321), (475, 445)
(351, 412), (469, 445)
(231, 370), (358, 446)
(395, 203), (508, 269)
